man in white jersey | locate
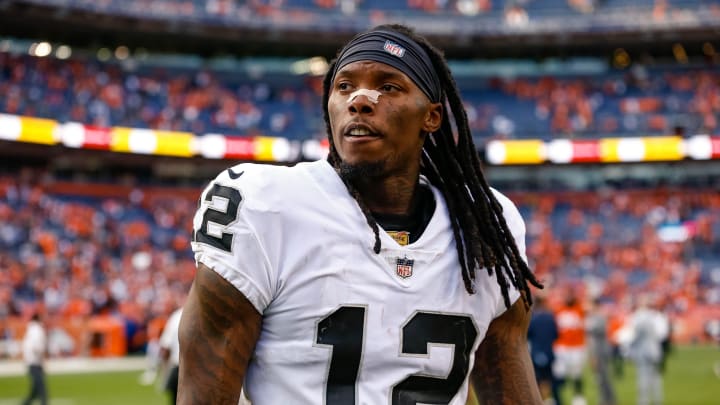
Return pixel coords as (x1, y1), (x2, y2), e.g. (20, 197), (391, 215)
(22, 313), (48, 405)
(179, 24), (544, 405)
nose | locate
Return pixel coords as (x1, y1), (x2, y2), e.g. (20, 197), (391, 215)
(347, 94), (375, 115)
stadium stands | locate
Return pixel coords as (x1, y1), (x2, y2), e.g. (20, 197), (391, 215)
(1, 0), (719, 365)
(0, 168), (718, 358)
(13, 0), (715, 28)
(0, 171), (196, 358)
(0, 51), (324, 141)
(1, 50), (718, 143)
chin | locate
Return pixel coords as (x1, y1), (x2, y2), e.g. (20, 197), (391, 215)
(337, 159), (387, 180)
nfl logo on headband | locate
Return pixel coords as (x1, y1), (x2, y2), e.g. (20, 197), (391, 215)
(383, 40), (405, 58)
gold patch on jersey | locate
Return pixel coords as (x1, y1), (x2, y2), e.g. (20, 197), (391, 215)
(387, 231), (410, 246)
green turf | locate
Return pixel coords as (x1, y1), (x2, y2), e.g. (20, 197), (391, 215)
(1, 345), (718, 404)
(559, 345), (720, 405)
(0, 370), (165, 405)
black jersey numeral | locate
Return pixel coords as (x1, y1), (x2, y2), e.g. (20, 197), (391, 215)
(315, 306), (366, 404)
(194, 184), (242, 252)
(391, 313), (478, 404)
(315, 306), (478, 405)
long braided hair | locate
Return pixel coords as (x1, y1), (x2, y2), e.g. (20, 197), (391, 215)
(322, 24), (542, 308)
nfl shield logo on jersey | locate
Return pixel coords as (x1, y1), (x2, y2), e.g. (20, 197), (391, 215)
(396, 256), (414, 279)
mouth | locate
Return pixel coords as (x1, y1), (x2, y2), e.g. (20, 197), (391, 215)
(343, 123), (381, 142)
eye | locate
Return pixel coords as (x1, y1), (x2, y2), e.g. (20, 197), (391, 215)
(336, 82), (353, 91)
(380, 84), (399, 92)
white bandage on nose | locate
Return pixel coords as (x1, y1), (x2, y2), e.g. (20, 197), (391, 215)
(347, 89), (382, 104)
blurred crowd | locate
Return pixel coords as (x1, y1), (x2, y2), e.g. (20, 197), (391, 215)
(1, 50), (719, 142)
(0, 167), (718, 360)
(0, 51), (323, 141)
(469, 65), (720, 140)
(517, 189), (720, 343)
(25, 0), (711, 21)
(0, 168), (197, 359)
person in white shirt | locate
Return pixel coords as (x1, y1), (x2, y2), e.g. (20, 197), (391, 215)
(628, 294), (669, 405)
(179, 23), (544, 405)
(22, 313), (47, 405)
(159, 307), (183, 405)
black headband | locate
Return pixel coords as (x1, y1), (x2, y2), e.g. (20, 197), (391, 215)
(330, 29), (442, 103)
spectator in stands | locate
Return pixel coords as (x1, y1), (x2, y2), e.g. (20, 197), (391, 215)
(504, 3), (528, 27)
(21, 312), (48, 405)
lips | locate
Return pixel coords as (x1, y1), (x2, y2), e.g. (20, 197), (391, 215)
(343, 123), (380, 139)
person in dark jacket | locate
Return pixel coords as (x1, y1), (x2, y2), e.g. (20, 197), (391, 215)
(528, 295), (560, 405)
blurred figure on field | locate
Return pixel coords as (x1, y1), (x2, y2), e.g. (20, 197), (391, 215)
(585, 297), (617, 405)
(138, 315), (165, 386)
(706, 320), (720, 379)
(607, 310), (627, 378)
(159, 299), (185, 405)
(21, 313), (48, 405)
(627, 294), (668, 405)
(553, 290), (587, 405)
(138, 292), (175, 387)
(528, 294), (560, 405)
(656, 299), (672, 375)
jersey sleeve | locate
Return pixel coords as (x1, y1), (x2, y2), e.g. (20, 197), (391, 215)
(191, 165), (276, 314)
(489, 188), (527, 318)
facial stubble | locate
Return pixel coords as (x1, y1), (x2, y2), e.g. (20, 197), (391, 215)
(337, 159), (388, 181)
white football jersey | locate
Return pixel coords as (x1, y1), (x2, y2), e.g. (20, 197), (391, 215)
(191, 160), (525, 405)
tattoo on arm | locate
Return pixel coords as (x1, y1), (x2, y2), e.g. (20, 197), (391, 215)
(178, 264), (262, 405)
(471, 298), (543, 405)
(473, 335), (505, 404)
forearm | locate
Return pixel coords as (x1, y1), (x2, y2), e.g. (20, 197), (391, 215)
(178, 265), (262, 405)
(471, 299), (543, 405)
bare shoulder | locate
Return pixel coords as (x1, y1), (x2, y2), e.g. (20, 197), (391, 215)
(471, 297), (542, 405)
(178, 264), (262, 405)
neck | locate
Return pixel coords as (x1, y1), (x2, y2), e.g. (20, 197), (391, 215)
(353, 172), (420, 215)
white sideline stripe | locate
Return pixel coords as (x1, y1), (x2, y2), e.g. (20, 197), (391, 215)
(0, 357), (147, 377)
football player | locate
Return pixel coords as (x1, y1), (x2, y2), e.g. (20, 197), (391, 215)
(179, 24), (544, 404)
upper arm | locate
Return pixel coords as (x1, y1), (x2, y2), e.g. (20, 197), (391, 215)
(471, 298), (543, 405)
(178, 263), (262, 405)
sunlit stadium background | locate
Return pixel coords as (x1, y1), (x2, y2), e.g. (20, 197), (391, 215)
(1, 1), (719, 404)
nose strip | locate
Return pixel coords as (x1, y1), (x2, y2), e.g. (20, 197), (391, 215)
(347, 89), (382, 104)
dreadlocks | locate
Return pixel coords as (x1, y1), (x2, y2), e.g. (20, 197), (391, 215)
(322, 24), (542, 308)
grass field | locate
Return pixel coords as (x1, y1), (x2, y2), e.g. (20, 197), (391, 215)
(0, 345), (718, 405)
(0, 369), (165, 405)
(557, 344), (719, 405)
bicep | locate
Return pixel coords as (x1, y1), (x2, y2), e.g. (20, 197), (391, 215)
(471, 298), (543, 405)
(178, 263), (262, 405)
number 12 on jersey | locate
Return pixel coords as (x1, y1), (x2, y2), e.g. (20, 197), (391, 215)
(315, 305), (478, 405)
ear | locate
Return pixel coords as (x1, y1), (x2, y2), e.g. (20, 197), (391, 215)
(423, 102), (443, 134)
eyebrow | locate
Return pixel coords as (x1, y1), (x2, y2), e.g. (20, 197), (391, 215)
(334, 65), (410, 83)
